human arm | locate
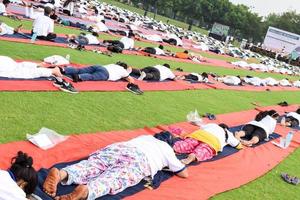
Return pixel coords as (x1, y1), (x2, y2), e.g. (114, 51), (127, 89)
(125, 76), (135, 84)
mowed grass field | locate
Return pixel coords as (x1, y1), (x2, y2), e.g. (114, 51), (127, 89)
(0, 3), (300, 199)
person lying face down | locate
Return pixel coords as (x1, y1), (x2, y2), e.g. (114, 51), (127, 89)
(140, 45), (166, 56)
(0, 56), (63, 79)
(130, 63), (175, 82)
(173, 123), (243, 165)
(235, 110), (279, 147)
(217, 75), (243, 86)
(43, 135), (188, 200)
(176, 72), (209, 83)
(104, 31), (135, 52)
(281, 108), (300, 127)
(0, 151), (38, 200)
(0, 22), (22, 36)
(62, 61), (135, 83)
(66, 32), (100, 46)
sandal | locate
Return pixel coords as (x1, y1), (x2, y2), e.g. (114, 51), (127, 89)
(281, 173), (300, 185)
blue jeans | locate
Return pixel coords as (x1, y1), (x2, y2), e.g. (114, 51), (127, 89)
(64, 66), (109, 81)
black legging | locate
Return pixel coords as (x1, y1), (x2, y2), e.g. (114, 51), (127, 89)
(242, 124), (267, 142)
(103, 40), (125, 49)
(142, 47), (156, 54)
(163, 38), (177, 45)
(130, 67), (160, 81)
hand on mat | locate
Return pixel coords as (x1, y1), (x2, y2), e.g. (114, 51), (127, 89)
(240, 140), (253, 147)
(181, 153), (196, 165)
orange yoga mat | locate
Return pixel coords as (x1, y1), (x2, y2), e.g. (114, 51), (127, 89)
(0, 105), (299, 199)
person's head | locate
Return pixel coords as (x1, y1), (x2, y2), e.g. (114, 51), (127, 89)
(296, 108), (300, 114)
(44, 6), (53, 16)
(116, 61), (128, 69)
(128, 30), (135, 38)
(201, 72), (208, 79)
(255, 110), (279, 121)
(158, 45), (164, 50)
(183, 50), (189, 54)
(163, 63), (170, 68)
(101, 20), (105, 24)
(92, 32), (99, 37)
(9, 151), (38, 195)
(3, 0), (10, 6)
(268, 110), (279, 119)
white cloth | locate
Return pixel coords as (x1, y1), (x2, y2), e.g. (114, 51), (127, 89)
(84, 34), (99, 45)
(43, 55), (70, 65)
(93, 22), (108, 32)
(63, 1), (74, 15)
(0, 23), (14, 35)
(0, 56), (52, 79)
(248, 115), (277, 137)
(25, 6), (43, 19)
(119, 37), (134, 50)
(244, 77), (264, 86)
(279, 79), (292, 87)
(286, 112), (300, 125)
(218, 76), (241, 85)
(263, 77), (278, 86)
(103, 64), (129, 81)
(33, 15), (54, 36)
(154, 47), (165, 55)
(142, 34), (162, 42)
(293, 80), (300, 88)
(0, 3), (6, 15)
(201, 123), (240, 151)
(153, 65), (175, 81)
(190, 73), (208, 83)
(127, 135), (185, 178)
(0, 170), (27, 200)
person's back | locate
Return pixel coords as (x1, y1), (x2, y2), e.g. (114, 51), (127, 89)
(103, 63), (129, 81)
(33, 8), (54, 37)
(153, 64), (175, 81)
(175, 52), (189, 59)
(248, 115), (276, 137)
(0, 2), (6, 15)
(120, 36), (134, 50)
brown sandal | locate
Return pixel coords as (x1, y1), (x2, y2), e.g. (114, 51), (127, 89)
(55, 185), (88, 200)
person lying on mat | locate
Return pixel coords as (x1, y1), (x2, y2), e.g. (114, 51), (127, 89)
(0, 151), (38, 200)
(103, 31), (135, 53)
(32, 6), (57, 41)
(173, 123), (243, 165)
(293, 80), (300, 88)
(162, 33), (183, 46)
(263, 77), (279, 86)
(235, 110), (279, 146)
(0, 22), (22, 36)
(66, 32), (100, 46)
(174, 50), (206, 63)
(0, 56), (78, 93)
(217, 75), (243, 86)
(243, 76), (266, 87)
(130, 63), (175, 81)
(176, 72), (209, 83)
(279, 78), (292, 87)
(43, 135), (188, 200)
(280, 108), (300, 128)
(139, 45), (167, 56)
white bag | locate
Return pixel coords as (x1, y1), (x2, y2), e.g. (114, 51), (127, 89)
(43, 55), (70, 65)
(26, 127), (69, 150)
(187, 110), (203, 126)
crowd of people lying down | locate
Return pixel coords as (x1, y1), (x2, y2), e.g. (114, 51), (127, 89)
(1, 0), (299, 75)
(1, 108), (299, 199)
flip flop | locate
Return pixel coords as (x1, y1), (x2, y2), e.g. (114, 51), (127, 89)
(281, 173), (300, 185)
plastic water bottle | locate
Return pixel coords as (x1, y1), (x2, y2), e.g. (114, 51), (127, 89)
(31, 33), (37, 43)
(285, 131), (294, 148)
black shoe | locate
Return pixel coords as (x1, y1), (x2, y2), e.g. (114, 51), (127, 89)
(53, 79), (78, 94)
(72, 74), (81, 82)
(126, 83), (143, 95)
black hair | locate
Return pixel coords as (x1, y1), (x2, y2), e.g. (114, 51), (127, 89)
(183, 50), (189, 54)
(9, 151), (38, 195)
(219, 123), (229, 142)
(285, 116), (299, 127)
(158, 45), (164, 50)
(116, 61), (128, 69)
(128, 30), (135, 38)
(255, 110), (279, 121)
(92, 32), (99, 37)
(94, 7), (99, 15)
(201, 72), (208, 79)
(44, 6), (53, 16)
(246, 75), (253, 78)
(101, 20), (105, 24)
(63, 0), (73, 8)
(163, 63), (170, 68)
(296, 108), (300, 114)
(3, 0), (10, 6)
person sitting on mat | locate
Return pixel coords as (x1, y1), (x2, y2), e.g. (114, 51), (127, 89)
(103, 31), (135, 53)
(173, 123), (243, 165)
(217, 75), (243, 86)
(280, 108), (300, 128)
(32, 6), (57, 41)
(130, 63), (175, 81)
(0, 0), (20, 19)
(0, 151), (38, 200)
(235, 110), (279, 146)
(43, 135), (188, 199)
(176, 72), (209, 83)
(0, 22), (22, 36)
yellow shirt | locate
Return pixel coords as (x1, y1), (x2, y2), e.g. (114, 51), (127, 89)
(186, 130), (222, 152)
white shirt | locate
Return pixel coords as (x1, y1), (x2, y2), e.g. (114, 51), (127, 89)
(0, 23), (14, 35)
(127, 135), (185, 178)
(293, 80), (300, 88)
(263, 77), (278, 86)
(0, 170), (27, 200)
(190, 73), (208, 83)
(33, 15), (54, 36)
(0, 3), (6, 15)
(119, 37), (134, 50)
(244, 77), (265, 86)
(84, 34), (99, 45)
(201, 123), (240, 151)
(63, 1), (74, 15)
(93, 22), (108, 32)
(154, 47), (165, 55)
(248, 115), (276, 137)
(218, 76), (240, 85)
(153, 65), (175, 81)
(279, 79), (292, 87)
(103, 64), (129, 81)
(286, 112), (300, 126)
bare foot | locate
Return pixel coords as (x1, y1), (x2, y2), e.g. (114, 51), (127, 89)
(55, 185), (89, 200)
(43, 168), (61, 197)
(181, 153), (196, 165)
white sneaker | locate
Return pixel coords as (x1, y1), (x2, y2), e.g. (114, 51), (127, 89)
(138, 71), (146, 81)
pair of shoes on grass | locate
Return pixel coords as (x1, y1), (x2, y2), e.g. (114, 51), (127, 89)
(53, 78), (78, 94)
(126, 83), (143, 95)
(281, 173), (299, 185)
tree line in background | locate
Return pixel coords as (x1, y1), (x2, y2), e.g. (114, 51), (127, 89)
(121, 0), (300, 42)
